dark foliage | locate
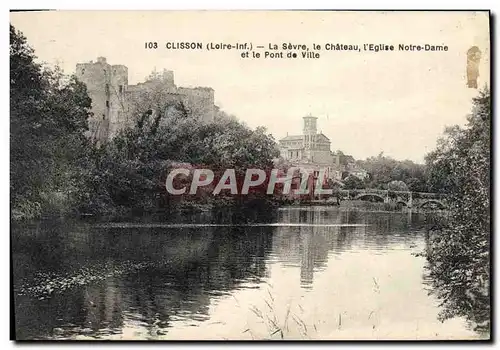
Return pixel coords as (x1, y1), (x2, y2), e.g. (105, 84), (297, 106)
(424, 88), (490, 334)
(10, 25), (93, 219)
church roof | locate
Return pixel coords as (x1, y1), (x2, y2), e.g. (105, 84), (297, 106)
(317, 133), (331, 142)
(279, 133), (331, 142)
(280, 135), (303, 141)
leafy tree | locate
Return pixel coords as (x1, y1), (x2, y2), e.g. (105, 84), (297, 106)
(357, 153), (428, 191)
(10, 24), (92, 219)
(406, 176), (427, 192)
(81, 87), (280, 214)
(424, 87), (490, 334)
(343, 175), (365, 190)
(387, 180), (409, 192)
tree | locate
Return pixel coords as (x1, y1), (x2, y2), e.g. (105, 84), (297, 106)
(424, 87), (490, 334)
(81, 85), (280, 214)
(343, 175), (365, 190)
(405, 177), (427, 192)
(357, 153), (428, 191)
(10, 24), (92, 219)
(387, 180), (408, 192)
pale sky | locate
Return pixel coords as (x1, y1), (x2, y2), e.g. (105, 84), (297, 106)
(10, 10), (490, 163)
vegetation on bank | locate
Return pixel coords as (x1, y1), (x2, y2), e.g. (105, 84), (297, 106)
(347, 154), (428, 192)
(10, 25), (93, 220)
(423, 88), (490, 334)
(76, 103), (280, 217)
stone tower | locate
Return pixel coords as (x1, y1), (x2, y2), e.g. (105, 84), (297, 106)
(75, 57), (128, 142)
(303, 114), (318, 152)
(303, 114), (318, 135)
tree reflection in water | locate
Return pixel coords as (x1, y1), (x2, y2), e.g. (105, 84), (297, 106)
(12, 210), (275, 340)
(12, 207), (479, 340)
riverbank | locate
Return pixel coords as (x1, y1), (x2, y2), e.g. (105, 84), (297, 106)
(279, 199), (440, 213)
(13, 197), (446, 223)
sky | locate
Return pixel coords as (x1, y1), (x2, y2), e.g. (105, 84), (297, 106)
(10, 10), (490, 163)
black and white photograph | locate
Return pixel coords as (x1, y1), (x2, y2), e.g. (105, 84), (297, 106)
(9, 10), (491, 341)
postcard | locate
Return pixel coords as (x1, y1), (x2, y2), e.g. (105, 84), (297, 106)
(10, 10), (491, 341)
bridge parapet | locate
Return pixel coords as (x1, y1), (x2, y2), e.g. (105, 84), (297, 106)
(337, 189), (448, 209)
(411, 192), (447, 200)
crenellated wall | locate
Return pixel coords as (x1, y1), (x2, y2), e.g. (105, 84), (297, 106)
(76, 57), (216, 142)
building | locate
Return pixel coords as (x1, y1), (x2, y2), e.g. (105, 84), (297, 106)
(75, 57), (216, 142)
(279, 115), (333, 164)
(278, 115), (342, 180)
(334, 152), (369, 180)
(345, 162), (369, 180)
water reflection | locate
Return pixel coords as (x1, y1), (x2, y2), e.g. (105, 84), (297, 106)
(11, 207), (479, 340)
(271, 208), (417, 289)
(13, 212), (275, 340)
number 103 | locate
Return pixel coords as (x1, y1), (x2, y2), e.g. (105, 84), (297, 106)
(145, 42), (158, 49)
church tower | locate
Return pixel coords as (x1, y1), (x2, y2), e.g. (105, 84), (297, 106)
(303, 114), (318, 151)
(303, 114), (318, 135)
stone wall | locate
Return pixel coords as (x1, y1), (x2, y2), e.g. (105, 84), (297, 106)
(76, 57), (215, 142)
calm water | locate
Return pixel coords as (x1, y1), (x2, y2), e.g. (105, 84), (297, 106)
(12, 207), (479, 340)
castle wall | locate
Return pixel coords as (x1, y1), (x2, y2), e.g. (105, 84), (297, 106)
(125, 78), (182, 129)
(108, 65), (128, 138)
(76, 57), (129, 141)
(76, 60), (109, 141)
(177, 87), (215, 123)
(76, 58), (216, 141)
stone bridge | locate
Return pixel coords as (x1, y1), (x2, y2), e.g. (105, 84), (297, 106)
(338, 189), (448, 209)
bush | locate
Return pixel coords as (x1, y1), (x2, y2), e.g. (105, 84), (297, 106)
(424, 88), (490, 334)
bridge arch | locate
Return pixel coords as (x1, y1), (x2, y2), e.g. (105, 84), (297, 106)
(418, 199), (447, 210)
(355, 193), (385, 202)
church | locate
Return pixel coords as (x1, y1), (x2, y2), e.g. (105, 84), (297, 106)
(279, 115), (334, 164)
(278, 115), (341, 180)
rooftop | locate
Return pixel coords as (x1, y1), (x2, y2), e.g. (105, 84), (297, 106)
(303, 113), (318, 119)
(280, 134), (303, 141)
(279, 133), (331, 142)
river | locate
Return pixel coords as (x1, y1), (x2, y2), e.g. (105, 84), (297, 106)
(11, 207), (480, 340)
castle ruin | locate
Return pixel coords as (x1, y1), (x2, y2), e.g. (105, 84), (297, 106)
(76, 57), (216, 142)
